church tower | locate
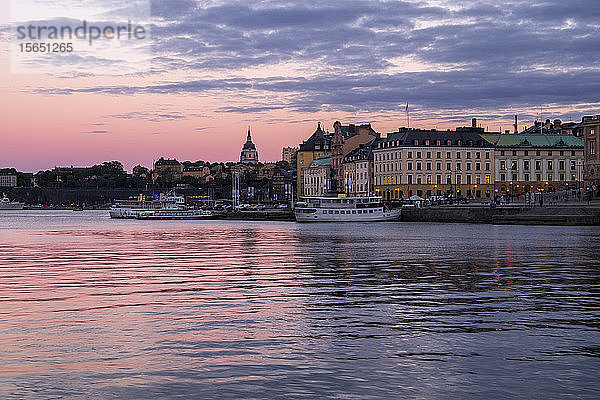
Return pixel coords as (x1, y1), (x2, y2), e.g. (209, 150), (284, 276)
(240, 128), (259, 163)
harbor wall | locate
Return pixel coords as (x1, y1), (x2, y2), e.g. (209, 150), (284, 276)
(401, 205), (600, 225)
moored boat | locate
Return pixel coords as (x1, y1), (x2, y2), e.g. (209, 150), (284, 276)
(294, 195), (400, 222)
(0, 194), (24, 210)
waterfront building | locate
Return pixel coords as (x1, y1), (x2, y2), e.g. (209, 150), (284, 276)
(581, 115), (600, 194)
(271, 168), (295, 201)
(303, 155), (332, 197)
(481, 133), (584, 194)
(341, 142), (374, 196)
(281, 147), (298, 165)
(0, 174), (17, 187)
(297, 123), (331, 196)
(240, 128), (259, 163)
(331, 122), (378, 193)
(257, 163), (277, 180)
(373, 127), (495, 200)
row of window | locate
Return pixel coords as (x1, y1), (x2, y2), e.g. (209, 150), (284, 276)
(376, 161), (491, 173)
(323, 209), (375, 214)
(499, 160), (580, 171)
(499, 173), (579, 182)
(376, 174), (491, 185)
(500, 150), (578, 156)
(375, 151), (491, 161)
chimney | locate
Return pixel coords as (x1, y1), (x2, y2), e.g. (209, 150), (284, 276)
(514, 115), (518, 134)
(471, 118), (477, 128)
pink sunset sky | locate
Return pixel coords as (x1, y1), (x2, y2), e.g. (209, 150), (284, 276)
(1, 0), (599, 172)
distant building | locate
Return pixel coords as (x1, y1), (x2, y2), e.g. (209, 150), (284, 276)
(331, 122), (378, 193)
(303, 154), (332, 197)
(281, 146), (298, 165)
(153, 158), (182, 182)
(132, 165), (149, 178)
(481, 133), (584, 194)
(342, 142), (374, 196)
(582, 115), (600, 194)
(271, 168), (295, 201)
(297, 123), (331, 196)
(257, 163), (277, 180)
(0, 174), (17, 187)
(240, 128), (259, 163)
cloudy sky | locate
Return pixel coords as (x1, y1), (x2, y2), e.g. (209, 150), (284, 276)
(1, 0), (599, 171)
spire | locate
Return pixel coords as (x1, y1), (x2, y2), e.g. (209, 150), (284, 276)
(247, 127), (251, 141)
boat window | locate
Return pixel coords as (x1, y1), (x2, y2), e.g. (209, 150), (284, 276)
(335, 210), (340, 214)
(369, 210), (374, 213)
(323, 210), (327, 214)
(329, 210), (333, 214)
(352, 210), (356, 214)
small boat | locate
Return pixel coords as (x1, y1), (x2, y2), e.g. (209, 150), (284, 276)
(73, 207), (84, 211)
(0, 193), (24, 210)
(295, 195), (401, 222)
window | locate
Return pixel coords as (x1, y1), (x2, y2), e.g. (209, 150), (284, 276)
(535, 160), (542, 170)
(536, 173), (541, 181)
(500, 160), (506, 170)
(413, 139), (419, 145)
(591, 129), (596, 135)
(466, 152), (471, 159)
(407, 162), (413, 170)
(524, 150), (529, 156)
(485, 175), (491, 184)
(547, 160), (553, 170)
(560, 151), (564, 156)
(456, 162), (462, 171)
(417, 152), (422, 158)
(446, 162), (451, 170)
(426, 162), (432, 171)
(466, 162), (472, 171)
(436, 162), (442, 170)
(436, 175), (442, 184)
(572, 151), (576, 156)
(417, 175), (422, 184)
(476, 152), (481, 159)
(436, 152), (442, 158)
(466, 174), (472, 184)
(559, 160), (565, 170)
(548, 151), (552, 156)
(426, 175), (432, 184)
(571, 161), (576, 170)
(500, 173), (506, 181)
(524, 160), (530, 170)
(485, 152), (490, 159)
(536, 150), (541, 156)
(407, 175), (413, 184)
(446, 175), (452, 184)
(559, 173), (565, 181)
(476, 175), (481, 184)
(446, 152), (451, 159)
(425, 140), (430, 146)
(408, 151), (412, 158)
(590, 142), (597, 155)
(512, 150), (517, 156)
(456, 175), (462, 184)
(426, 152), (431, 159)
(511, 161), (518, 170)
(548, 173), (553, 181)
(500, 150), (505, 156)
(416, 162), (422, 170)
(524, 173), (530, 181)
(485, 162), (490, 171)
(446, 139), (452, 146)
(456, 152), (461, 159)
(512, 174), (517, 181)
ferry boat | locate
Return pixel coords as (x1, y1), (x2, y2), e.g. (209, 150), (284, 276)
(109, 191), (215, 220)
(294, 195), (401, 222)
(0, 194), (24, 210)
(136, 209), (217, 220)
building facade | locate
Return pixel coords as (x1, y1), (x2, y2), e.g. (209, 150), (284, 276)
(0, 174), (17, 187)
(303, 155), (332, 197)
(341, 143), (374, 196)
(481, 133), (584, 194)
(281, 147), (298, 165)
(240, 128), (259, 163)
(582, 115), (600, 194)
(297, 123), (331, 197)
(373, 128), (495, 200)
(331, 122), (378, 193)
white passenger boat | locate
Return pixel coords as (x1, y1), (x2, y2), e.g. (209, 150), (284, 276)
(0, 194), (24, 210)
(135, 209), (217, 220)
(294, 195), (401, 222)
(109, 191), (215, 220)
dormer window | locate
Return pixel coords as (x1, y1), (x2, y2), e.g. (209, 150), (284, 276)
(446, 139), (452, 146)
(425, 139), (430, 146)
(413, 139), (419, 145)
(436, 140), (441, 146)
(457, 140), (462, 146)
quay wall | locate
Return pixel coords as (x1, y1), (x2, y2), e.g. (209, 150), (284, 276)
(401, 205), (600, 226)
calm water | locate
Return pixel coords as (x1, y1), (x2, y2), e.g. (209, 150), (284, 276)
(0, 211), (599, 399)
